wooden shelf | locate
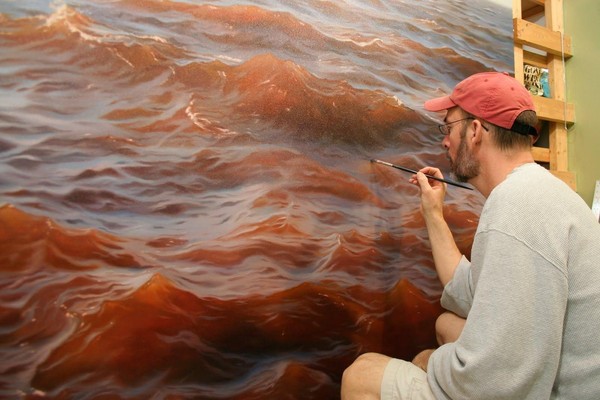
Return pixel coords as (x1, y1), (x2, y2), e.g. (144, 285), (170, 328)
(514, 0), (576, 189)
(532, 96), (574, 124)
(514, 18), (572, 58)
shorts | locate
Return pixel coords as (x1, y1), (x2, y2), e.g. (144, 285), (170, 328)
(380, 358), (436, 400)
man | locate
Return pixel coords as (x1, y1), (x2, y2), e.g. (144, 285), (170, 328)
(341, 72), (600, 399)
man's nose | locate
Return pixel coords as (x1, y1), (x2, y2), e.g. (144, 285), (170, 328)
(442, 135), (450, 149)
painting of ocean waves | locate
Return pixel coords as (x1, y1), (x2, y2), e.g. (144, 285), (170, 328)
(0, 0), (511, 398)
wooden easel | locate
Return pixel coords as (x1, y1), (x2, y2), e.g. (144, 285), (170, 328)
(513, 0), (575, 189)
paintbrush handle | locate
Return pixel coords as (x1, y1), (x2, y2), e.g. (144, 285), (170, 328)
(370, 159), (473, 190)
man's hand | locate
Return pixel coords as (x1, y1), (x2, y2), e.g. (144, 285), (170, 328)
(409, 167), (447, 220)
(412, 349), (435, 372)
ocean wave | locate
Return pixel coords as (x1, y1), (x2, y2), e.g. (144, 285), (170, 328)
(0, 205), (148, 272)
(24, 271), (441, 397)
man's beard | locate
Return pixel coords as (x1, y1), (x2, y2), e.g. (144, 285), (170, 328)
(448, 127), (480, 183)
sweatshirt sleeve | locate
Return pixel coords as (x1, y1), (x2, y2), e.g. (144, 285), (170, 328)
(440, 256), (473, 318)
(426, 230), (567, 399)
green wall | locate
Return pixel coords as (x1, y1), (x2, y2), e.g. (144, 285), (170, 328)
(564, 1), (600, 206)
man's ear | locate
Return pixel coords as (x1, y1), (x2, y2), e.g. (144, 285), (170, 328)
(470, 119), (485, 145)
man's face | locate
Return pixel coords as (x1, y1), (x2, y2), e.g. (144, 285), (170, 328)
(442, 108), (480, 183)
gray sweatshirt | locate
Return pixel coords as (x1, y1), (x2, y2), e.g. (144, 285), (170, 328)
(427, 163), (600, 399)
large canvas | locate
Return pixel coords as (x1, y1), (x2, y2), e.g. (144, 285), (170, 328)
(0, 0), (512, 398)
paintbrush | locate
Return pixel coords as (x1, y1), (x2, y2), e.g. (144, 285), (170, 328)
(370, 158), (473, 190)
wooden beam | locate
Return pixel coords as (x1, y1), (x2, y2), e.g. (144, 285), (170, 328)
(532, 146), (550, 163)
(522, 5), (545, 20)
(514, 0), (523, 18)
(523, 51), (548, 68)
(532, 96), (575, 124)
(513, 0), (524, 83)
(545, 0), (564, 35)
(513, 18), (572, 58)
(544, 0), (570, 174)
(549, 123), (569, 171)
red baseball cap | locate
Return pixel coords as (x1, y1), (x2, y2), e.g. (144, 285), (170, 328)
(424, 72), (537, 135)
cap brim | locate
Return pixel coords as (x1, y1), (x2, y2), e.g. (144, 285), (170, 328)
(424, 95), (456, 112)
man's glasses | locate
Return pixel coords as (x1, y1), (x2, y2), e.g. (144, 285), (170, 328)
(438, 117), (488, 136)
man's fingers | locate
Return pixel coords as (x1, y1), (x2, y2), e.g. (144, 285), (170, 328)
(415, 171), (428, 185)
(419, 167), (444, 179)
(409, 171), (429, 189)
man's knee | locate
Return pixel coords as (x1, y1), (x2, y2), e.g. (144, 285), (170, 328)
(341, 353), (389, 400)
(435, 311), (465, 345)
(343, 352), (376, 382)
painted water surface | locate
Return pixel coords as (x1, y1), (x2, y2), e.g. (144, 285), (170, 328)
(0, 0), (511, 398)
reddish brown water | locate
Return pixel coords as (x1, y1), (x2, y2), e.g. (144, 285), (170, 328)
(0, 0), (511, 397)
